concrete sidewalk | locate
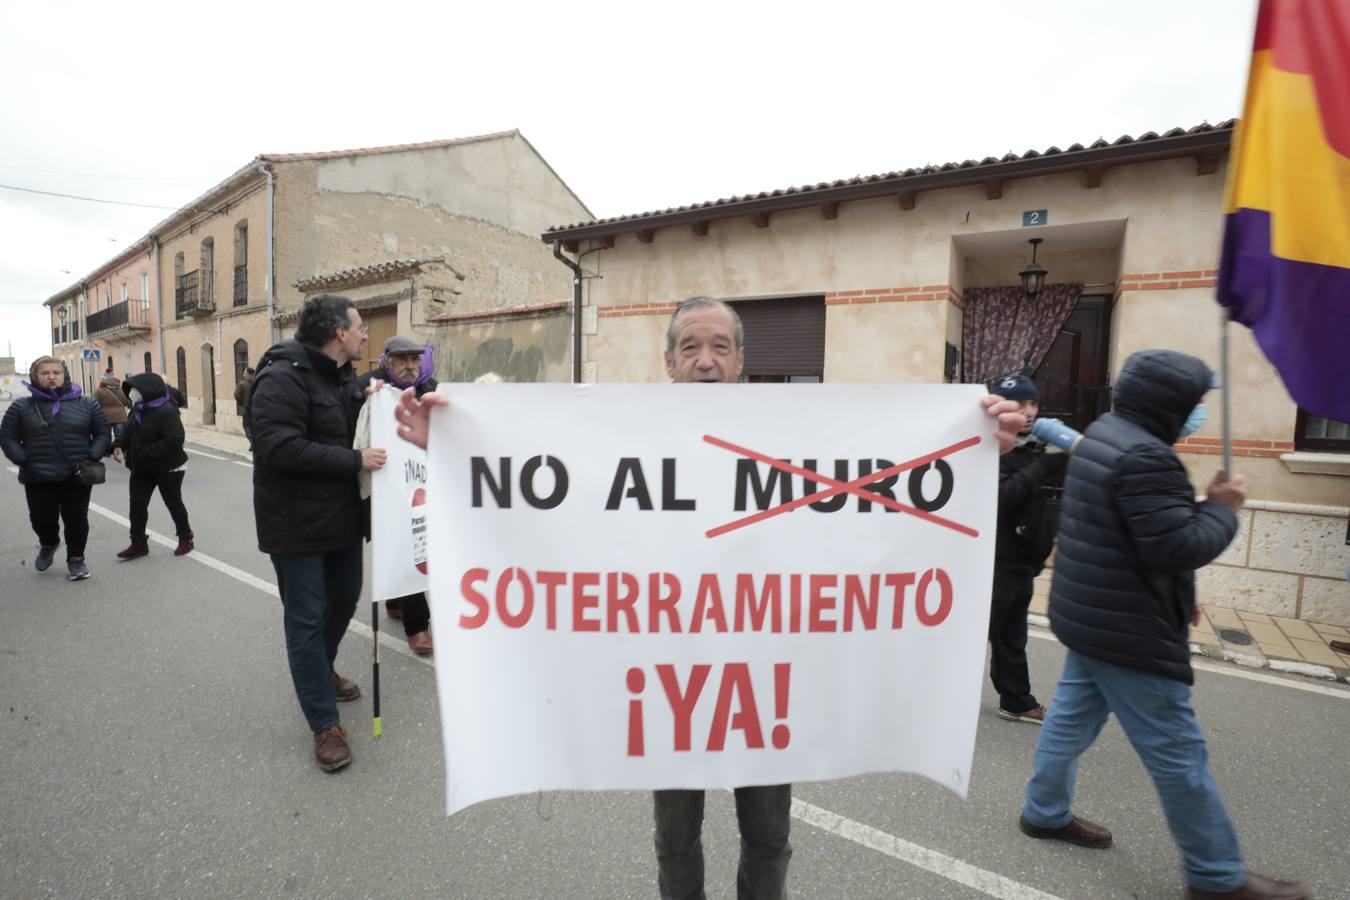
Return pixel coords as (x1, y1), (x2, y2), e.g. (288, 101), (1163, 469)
(182, 423), (252, 461)
(1029, 573), (1350, 683)
(178, 420), (1350, 683)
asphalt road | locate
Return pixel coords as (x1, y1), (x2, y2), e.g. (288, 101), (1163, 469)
(1, 444), (1348, 900)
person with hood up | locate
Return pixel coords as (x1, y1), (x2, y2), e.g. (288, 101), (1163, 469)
(0, 356), (110, 580)
(1017, 349), (1306, 900)
(112, 372), (194, 559)
(94, 372), (131, 446)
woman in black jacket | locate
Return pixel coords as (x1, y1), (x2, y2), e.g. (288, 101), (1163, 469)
(0, 357), (110, 580)
(112, 372), (194, 559)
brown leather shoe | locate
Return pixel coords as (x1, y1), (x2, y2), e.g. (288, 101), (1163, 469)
(407, 630), (433, 655)
(173, 533), (194, 556)
(313, 725), (351, 772)
(330, 671), (361, 702)
(1019, 814), (1112, 848)
(1329, 639), (1350, 655)
(1187, 872), (1309, 899)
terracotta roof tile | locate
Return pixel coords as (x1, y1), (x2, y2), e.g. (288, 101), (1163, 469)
(294, 256), (451, 292)
(544, 120), (1236, 238)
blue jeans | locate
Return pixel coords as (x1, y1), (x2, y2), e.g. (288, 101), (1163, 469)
(654, 785), (792, 900)
(270, 547), (363, 733)
(1023, 650), (1245, 893)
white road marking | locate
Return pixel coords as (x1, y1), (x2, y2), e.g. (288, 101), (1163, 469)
(8, 470), (1339, 899)
(792, 799), (1065, 900)
(82, 499), (427, 665)
(185, 447), (228, 461)
(231, 460), (253, 468)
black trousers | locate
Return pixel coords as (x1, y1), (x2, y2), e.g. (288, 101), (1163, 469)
(988, 570), (1038, 713)
(388, 592), (430, 636)
(129, 470), (192, 539)
(24, 478), (93, 558)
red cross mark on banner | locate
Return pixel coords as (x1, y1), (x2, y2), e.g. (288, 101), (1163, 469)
(703, 434), (982, 539)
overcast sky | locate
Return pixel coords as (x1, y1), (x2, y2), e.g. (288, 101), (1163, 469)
(0, 0), (1257, 372)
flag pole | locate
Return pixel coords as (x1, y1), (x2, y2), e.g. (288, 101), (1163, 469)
(1220, 307), (1233, 477)
(372, 600), (382, 739)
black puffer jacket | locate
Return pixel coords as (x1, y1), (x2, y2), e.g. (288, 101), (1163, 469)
(1048, 349), (1236, 684)
(248, 339), (363, 554)
(117, 373), (188, 474)
(0, 384), (110, 484)
(995, 442), (1067, 576)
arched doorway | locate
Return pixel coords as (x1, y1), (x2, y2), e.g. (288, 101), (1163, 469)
(201, 343), (216, 426)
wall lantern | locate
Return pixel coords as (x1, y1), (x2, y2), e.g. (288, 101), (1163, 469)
(1019, 238), (1049, 296)
(56, 304), (68, 323)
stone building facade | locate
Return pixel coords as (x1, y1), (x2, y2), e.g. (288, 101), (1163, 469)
(48, 130), (591, 435)
(542, 122), (1350, 628)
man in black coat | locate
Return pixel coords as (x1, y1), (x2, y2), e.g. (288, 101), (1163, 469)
(351, 335), (437, 656)
(248, 295), (387, 773)
(987, 373), (1066, 725)
(112, 372), (194, 559)
(1018, 349), (1306, 900)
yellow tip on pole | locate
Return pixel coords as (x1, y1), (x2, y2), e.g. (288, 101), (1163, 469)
(373, 716), (382, 739)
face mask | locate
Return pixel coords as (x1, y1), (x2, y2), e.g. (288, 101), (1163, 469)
(128, 388), (144, 405)
(1180, 403), (1207, 438)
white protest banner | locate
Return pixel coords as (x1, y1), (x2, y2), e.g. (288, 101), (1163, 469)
(426, 383), (997, 815)
(371, 386), (430, 601)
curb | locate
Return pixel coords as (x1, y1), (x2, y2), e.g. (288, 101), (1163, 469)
(1027, 613), (1350, 686)
(184, 438), (253, 464)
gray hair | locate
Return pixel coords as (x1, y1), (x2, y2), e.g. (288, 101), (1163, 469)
(665, 296), (744, 354)
(295, 294), (357, 347)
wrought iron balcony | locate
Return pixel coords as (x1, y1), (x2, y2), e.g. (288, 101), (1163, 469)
(175, 269), (215, 318)
(233, 264), (248, 305)
(86, 300), (153, 341)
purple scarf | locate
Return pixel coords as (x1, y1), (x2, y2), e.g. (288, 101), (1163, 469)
(134, 389), (173, 424)
(24, 382), (81, 418)
(384, 346), (434, 389)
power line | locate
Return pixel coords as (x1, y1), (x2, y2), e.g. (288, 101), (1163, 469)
(0, 182), (188, 211)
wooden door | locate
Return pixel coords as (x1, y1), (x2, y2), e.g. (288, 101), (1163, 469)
(1033, 294), (1112, 434)
(358, 307), (399, 374)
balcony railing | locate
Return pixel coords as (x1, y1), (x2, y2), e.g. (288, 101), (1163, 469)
(233, 264), (248, 306)
(87, 300), (153, 339)
(175, 269), (215, 317)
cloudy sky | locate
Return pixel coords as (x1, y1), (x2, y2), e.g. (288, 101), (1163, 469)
(0, 0), (1257, 372)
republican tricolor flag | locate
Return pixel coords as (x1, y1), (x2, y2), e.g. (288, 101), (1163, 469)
(1219, 0), (1350, 422)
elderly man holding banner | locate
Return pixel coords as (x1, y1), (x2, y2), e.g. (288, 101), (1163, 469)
(394, 295), (1026, 900)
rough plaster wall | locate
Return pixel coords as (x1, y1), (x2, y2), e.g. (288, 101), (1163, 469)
(429, 313), (571, 383)
(824, 301), (948, 383)
(311, 135), (589, 236)
(273, 161), (570, 316)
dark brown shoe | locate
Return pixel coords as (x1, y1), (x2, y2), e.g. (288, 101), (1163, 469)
(1187, 872), (1309, 899)
(1329, 639), (1350, 655)
(1019, 814), (1112, 848)
(330, 671), (361, 702)
(173, 533), (194, 556)
(407, 630), (433, 655)
(313, 725), (351, 772)
(117, 538), (149, 560)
